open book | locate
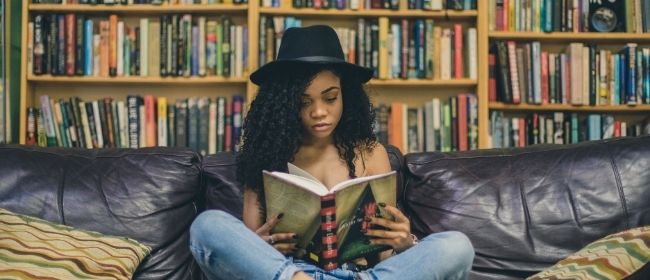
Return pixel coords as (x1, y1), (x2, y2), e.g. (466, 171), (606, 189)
(263, 163), (397, 271)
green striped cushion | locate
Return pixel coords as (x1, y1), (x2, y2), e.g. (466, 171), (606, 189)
(0, 207), (151, 280)
(527, 226), (650, 280)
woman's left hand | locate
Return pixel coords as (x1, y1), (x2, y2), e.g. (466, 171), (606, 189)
(364, 204), (416, 254)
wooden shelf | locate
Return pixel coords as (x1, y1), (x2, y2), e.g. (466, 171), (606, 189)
(490, 102), (650, 113)
(28, 75), (248, 85)
(28, 3), (248, 14)
(368, 79), (476, 87)
(489, 32), (650, 42)
(259, 7), (477, 19)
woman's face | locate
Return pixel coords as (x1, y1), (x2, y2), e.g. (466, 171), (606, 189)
(300, 70), (343, 143)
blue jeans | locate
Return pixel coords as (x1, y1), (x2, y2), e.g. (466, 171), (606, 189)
(190, 210), (474, 280)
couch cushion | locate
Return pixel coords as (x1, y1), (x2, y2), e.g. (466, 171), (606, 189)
(0, 145), (202, 280)
(403, 136), (650, 279)
(527, 225), (650, 280)
(202, 144), (405, 219)
(0, 207), (151, 279)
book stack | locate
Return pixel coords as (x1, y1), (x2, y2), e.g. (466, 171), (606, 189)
(491, 0), (649, 33)
(26, 94), (245, 154)
(490, 112), (650, 148)
(260, 16), (477, 81)
(29, 14), (247, 78)
(490, 41), (650, 106)
(33, 0), (249, 5)
(260, 0), (477, 9)
(374, 93), (478, 153)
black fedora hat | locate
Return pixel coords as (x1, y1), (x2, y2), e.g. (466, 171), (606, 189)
(249, 25), (373, 85)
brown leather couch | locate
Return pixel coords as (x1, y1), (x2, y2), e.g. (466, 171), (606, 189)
(1, 135), (649, 279)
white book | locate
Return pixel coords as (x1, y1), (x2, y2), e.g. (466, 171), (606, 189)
(424, 101), (434, 152)
(391, 24), (400, 79)
(78, 102), (93, 149)
(117, 21), (124, 76)
(467, 28), (477, 80)
(199, 17), (206, 77)
(93, 34), (101, 76)
(140, 18), (149, 77)
(532, 42), (542, 104)
(431, 0), (442, 10)
(117, 101), (128, 148)
(440, 29), (451, 80)
(139, 105), (146, 148)
(209, 102), (217, 154)
(350, 0), (359, 10)
(92, 101), (104, 148)
(621, 122), (627, 137)
(568, 43), (583, 105)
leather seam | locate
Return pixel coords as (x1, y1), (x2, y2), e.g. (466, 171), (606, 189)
(605, 146), (630, 228)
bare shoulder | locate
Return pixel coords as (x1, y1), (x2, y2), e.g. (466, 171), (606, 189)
(362, 143), (392, 175)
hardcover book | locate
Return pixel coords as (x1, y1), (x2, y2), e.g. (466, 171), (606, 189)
(263, 164), (396, 271)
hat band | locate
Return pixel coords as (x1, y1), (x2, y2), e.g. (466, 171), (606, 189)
(277, 56), (346, 64)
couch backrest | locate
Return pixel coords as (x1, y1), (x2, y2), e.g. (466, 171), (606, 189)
(0, 145), (203, 280)
(403, 135), (650, 279)
(202, 144), (405, 218)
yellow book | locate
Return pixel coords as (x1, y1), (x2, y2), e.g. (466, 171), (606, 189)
(378, 17), (389, 80)
(157, 97), (167, 147)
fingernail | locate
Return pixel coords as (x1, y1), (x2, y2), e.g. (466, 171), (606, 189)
(277, 213), (284, 219)
(378, 202), (386, 207)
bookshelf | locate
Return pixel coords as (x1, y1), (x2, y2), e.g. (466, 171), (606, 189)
(19, 1), (647, 151)
(18, 0), (489, 152)
(487, 1), (650, 147)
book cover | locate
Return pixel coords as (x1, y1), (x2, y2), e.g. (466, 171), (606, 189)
(263, 164), (396, 270)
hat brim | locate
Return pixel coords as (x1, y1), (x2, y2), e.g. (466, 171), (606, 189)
(249, 60), (373, 86)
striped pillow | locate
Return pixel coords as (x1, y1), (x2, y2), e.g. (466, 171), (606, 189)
(527, 226), (650, 280)
(0, 207), (151, 279)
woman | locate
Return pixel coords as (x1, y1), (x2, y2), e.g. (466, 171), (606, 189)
(189, 25), (474, 280)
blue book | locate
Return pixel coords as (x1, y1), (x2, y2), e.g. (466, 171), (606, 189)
(613, 55), (620, 105)
(587, 114), (602, 141)
(571, 113), (579, 144)
(84, 19), (93, 76)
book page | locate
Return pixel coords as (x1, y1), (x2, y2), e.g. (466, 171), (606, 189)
(264, 170), (329, 196)
(287, 162), (321, 183)
(263, 171), (322, 254)
(331, 171), (397, 192)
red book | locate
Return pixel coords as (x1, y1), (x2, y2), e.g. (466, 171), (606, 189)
(65, 14), (76, 76)
(614, 121), (621, 137)
(144, 95), (157, 147)
(519, 118), (526, 147)
(488, 54), (497, 102)
(454, 24), (463, 79)
(457, 94), (468, 151)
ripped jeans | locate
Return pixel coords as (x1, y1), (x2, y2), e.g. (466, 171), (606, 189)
(189, 210), (474, 280)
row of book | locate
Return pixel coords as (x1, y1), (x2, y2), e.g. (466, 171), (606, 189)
(489, 41), (650, 106)
(260, 17), (477, 80)
(30, 14), (248, 78)
(489, 111), (650, 148)
(0, 0), (5, 144)
(491, 0), (650, 33)
(374, 94), (478, 153)
(33, 1), (248, 4)
(262, 0), (476, 10)
(26, 95), (246, 155)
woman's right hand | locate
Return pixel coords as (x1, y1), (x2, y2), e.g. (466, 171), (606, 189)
(256, 213), (298, 255)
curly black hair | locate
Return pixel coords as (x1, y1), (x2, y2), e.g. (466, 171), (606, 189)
(236, 64), (377, 199)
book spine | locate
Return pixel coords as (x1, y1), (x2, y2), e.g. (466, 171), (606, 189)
(160, 15), (168, 77)
(320, 193), (338, 271)
(75, 16), (84, 76)
(127, 96), (140, 148)
(117, 21), (125, 76)
(109, 15), (118, 76)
